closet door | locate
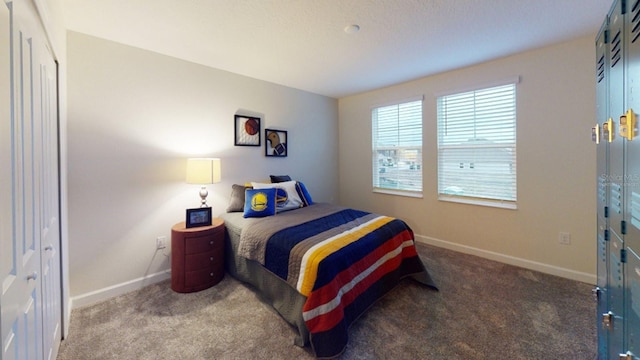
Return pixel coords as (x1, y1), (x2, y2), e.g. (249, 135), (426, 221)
(0, 1), (61, 359)
(1, 0), (44, 358)
(36, 35), (61, 360)
(0, 2), (18, 358)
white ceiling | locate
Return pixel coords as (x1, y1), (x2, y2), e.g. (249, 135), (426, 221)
(62, 0), (611, 98)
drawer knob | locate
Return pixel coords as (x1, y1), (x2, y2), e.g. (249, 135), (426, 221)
(210, 272), (214, 277)
(210, 241), (214, 245)
(210, 257), (214, 261)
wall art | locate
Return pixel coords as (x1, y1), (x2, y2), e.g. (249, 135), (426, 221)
(234, 115), (261, 146)
(265, 129), (287, 157)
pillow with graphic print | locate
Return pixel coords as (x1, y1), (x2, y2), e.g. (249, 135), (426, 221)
(243, 188), (277, 218)
(251, 180), (303, 212)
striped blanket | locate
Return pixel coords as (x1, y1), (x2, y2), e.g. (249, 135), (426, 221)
(238, 204), (435, 358)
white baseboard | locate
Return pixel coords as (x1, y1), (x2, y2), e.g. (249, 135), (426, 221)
(69, 236), (596, 309)
(415, 234), (597, 285)
(70, 270), (171, 309)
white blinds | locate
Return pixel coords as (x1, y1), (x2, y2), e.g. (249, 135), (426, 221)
(372, 99), (423, 194)
(437, 83), (517, 203)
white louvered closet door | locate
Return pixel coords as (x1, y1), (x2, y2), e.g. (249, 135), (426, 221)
(37, 21), (62, 360)
(1, 1), (61, 359)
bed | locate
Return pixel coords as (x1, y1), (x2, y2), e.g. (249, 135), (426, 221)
(219, 181), (436, 359)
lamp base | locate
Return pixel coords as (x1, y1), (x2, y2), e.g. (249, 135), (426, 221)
(199, 186), (208, 207)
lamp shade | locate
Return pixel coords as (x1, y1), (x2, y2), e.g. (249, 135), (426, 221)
(186, 158), (221, 184)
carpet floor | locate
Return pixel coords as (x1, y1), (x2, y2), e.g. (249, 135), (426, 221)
(57, 243), (596, 359)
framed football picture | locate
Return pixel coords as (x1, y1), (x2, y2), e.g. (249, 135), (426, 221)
(234, 115), (261, 146)
(265, 129), (287, 157)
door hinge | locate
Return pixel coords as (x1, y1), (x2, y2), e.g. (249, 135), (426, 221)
(621, 220), (627, 235)
(621, 248), (627, 263)
(605, 229), (610, 241)
(605, 206), (609, 218)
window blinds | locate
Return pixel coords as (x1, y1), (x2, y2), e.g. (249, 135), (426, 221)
(372, 99), (423, 194)
(437, 83), (517, 203)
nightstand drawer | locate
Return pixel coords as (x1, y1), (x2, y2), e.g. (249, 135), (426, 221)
(185, 233), (223, 254)
(185, 264), (224, 288)
(171, 218), (225, 293)
(185, 252), (222, 271)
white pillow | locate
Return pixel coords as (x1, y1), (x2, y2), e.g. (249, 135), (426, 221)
(251, 180), (303, 212)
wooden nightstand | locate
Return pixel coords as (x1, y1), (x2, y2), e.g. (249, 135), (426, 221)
(171, 218), (225, 293)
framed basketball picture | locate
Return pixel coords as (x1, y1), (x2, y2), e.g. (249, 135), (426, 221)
(234, 115), (261, 146)
(265, 129), (287, 157)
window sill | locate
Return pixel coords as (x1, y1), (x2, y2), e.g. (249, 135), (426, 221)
(438, 195), (517, 210)
(373, 188), (423, 198)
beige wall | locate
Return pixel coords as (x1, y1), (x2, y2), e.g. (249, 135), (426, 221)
(67, 30), (597, 305)
(338, 36), (596, 282)
(66, 32), (338, 304)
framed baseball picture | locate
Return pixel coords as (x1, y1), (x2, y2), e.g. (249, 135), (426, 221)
(265, 129), (287, 157)
(234, 115), (261, 146)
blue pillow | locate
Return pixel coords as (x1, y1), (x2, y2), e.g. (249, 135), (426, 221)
(295, 182), (314, 206)
(243, 188), (277, 218)
(270, 175), (292, 183)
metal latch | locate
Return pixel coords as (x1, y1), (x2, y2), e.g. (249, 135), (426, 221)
(592, 286), (602, 301)
(619, 351), (634, 360)
(603, 311), (613, 330)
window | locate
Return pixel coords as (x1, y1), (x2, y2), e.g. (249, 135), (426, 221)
(372, 97), (423, 196)
(437, 82), (517, 208)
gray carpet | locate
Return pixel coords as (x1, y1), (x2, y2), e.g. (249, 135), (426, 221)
(57, 243), (596, 359)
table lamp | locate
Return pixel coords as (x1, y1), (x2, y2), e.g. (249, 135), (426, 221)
(186, 158), (221, 208)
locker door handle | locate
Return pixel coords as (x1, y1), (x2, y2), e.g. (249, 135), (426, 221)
(605, 118), (614, 143)
(592, 286), (602, 301)
(592, 124), (600, 144)
(619, 351), (634, 360)
(620, 109), (636, 141)
(602, 311), (613, 330)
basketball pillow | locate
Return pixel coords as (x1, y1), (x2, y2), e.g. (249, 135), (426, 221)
(243, 188), (276, 218)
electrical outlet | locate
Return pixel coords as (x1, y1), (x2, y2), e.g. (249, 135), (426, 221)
(558, 232), (571, 245)
(156, 236), (167, 249)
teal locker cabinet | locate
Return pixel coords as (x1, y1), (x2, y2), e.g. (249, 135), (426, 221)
(595, 0), (640, 359)
(595, 15), (610, 360)
(624, 0), (640, 356)
(606, 13), (626, 358)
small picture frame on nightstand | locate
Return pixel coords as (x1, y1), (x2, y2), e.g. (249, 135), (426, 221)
(186, 207), (212, 228)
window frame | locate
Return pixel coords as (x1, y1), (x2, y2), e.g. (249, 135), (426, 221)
(436, 78), (519, 209)
(371, 95), (424, 198)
